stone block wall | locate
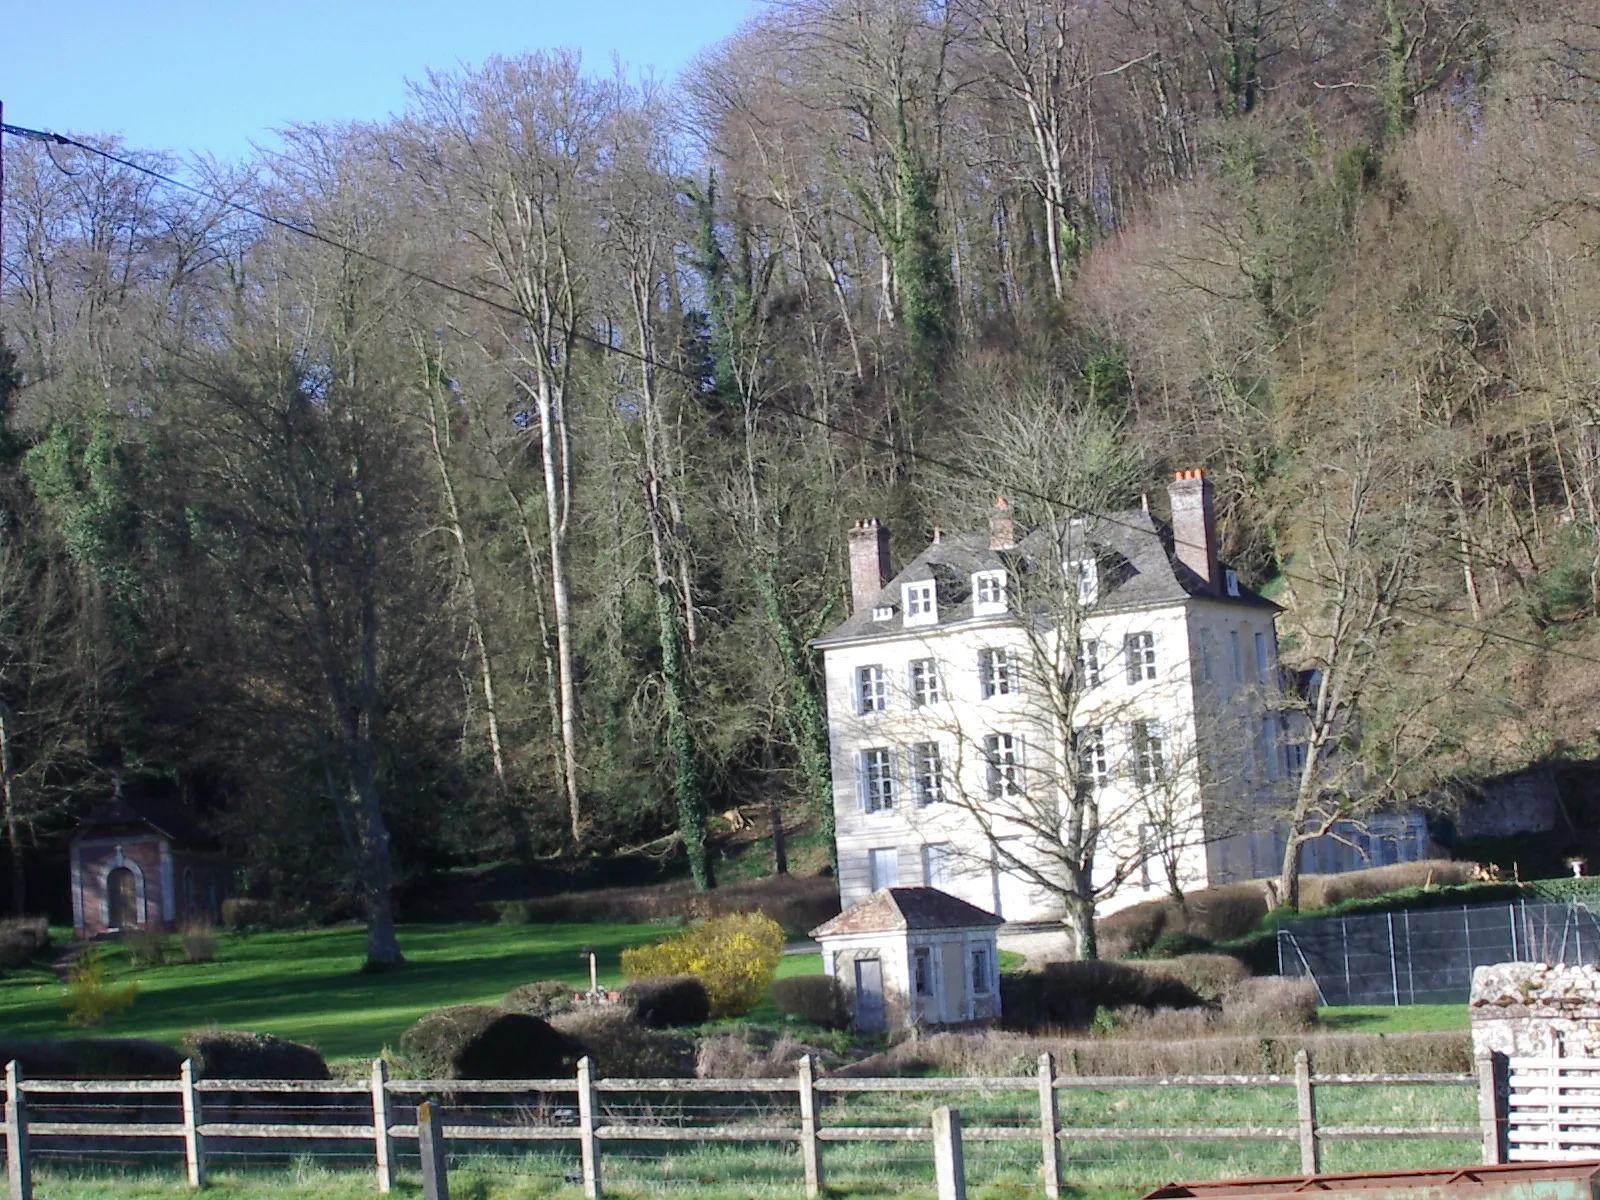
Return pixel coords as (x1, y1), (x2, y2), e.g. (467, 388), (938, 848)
(1470, 961), (1600, 1059)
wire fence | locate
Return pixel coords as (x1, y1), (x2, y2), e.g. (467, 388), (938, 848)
(0, 1052), (1504, 1198)
(1276, 900), (1600, 1006)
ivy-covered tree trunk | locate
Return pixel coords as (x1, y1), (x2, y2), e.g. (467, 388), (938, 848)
(656, 581), (713, 891)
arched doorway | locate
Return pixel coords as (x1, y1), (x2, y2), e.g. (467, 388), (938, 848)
(107, 866), (139, 928)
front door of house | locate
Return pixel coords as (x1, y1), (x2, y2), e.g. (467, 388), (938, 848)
(107, 867), (138, 928)
(854, 958), (885, 1031)
(940, 941), (966, 1022)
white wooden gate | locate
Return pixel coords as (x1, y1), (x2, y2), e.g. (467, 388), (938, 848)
(1507, 1056), (1600, 1160)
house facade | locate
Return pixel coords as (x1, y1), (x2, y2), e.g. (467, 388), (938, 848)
(813, 470), (1370, 924)
(69, 787), (230, 938)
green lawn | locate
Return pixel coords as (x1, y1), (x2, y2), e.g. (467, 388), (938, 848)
(0, 922), (689, 1061)
(1317, 1004), (1468, 1033)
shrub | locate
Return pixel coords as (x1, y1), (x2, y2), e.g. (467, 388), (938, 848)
(1220, 976), (1318, 1031)
(1299, 859), (1478, 910)
(771, 975), (850, 1029)
(0, 1038), (182, 1078)
(1146, 930), (1213, 959)
(552, 1008), (696, 1078)
(1135, 956), (1250, 1002)
(494, 900), (532, 925)
(180, 919), (218, 964)
(511, 872), (840, 937)
(0, 916), (49, 970)
(124, 929), (171, 968)
(61, 946), (137, 1027)
(1001, 960), (1204, 1030)
(620, 975), (710, 1028)
(696, 1031), (813, 1078)
(180, 1030), (329, 1079)
(398, 1005), (582, 1081)
(503, 980), (575, 1019)
(220, 897), (292, 930)
(621, 912), (785, 1018)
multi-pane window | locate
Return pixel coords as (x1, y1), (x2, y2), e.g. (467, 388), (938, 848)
(904, 581), (937, 625)
(1124, 632), (1157, 683)
(979, 648), (1015, 698)
(911, 742), (945, 806)
(869, 846), (899, 890)
(1230, 630), (1243, 683)
(859, 748), (897, 812)
(973, 571), (1007, 613)
(971, 948), (992, 995)
(1255, 631), (1271, 683)
(1074, 558), (1099, 607)
(1077, 726), (1109, 790)
(909, 659), (941, 706)
(914, 947), (933, 995)
(857, 664), (889, 714)
(1079, 639), (1101, 689)
(1130, 720), (1166, 785)
(1283, 721), (1307, 775)
(983, 732), (1025, 799)
(923, 843), (953, 888)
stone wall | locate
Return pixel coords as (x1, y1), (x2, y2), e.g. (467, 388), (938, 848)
(1470, 961), (1600, 1058)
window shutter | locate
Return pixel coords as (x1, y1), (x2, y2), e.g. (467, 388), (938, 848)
(855, 751), (868, 812)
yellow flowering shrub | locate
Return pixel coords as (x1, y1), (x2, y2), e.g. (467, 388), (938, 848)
(621, 911), (785, 1018)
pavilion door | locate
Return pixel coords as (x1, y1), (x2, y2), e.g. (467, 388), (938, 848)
(107, 867), (139, 928)
(853, 958), (885, 1032)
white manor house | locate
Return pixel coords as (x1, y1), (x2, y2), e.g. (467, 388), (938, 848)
(812, 470), (1432, 924)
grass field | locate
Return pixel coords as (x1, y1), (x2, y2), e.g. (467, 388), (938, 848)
(1317, 1005), (1468, 1033)
(0, 922), (824, 1060)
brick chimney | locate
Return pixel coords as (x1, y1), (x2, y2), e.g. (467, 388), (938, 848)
(1169, 468), (1218, 593)
(989, 495), (1015, 550)
(849, 519), (892, 613)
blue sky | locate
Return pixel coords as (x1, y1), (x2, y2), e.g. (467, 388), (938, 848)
(3, 1), (757, 162)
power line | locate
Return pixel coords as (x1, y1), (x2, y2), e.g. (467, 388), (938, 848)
(6, 119), (1599, 668)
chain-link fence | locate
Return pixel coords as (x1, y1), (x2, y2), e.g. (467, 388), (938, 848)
(1277, 899), (1600, 1006)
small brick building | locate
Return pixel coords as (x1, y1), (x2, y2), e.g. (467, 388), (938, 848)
(69, 786), (230, 938)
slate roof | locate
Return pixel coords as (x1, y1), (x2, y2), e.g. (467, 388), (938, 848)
(73, 780), (217, 848)
(810, 887), (1004, 938)
(813, 507), (1276, 648)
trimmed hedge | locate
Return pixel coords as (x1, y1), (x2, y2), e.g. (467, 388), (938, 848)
(620, 976), (710, 1028)
(0, 1038), (183, 1078)
(0, 917), (49, 971)
(399, 1006), (582, 1080)
(553, 1008), (696, 1078)
(1001, 960), (1204, 1030)
(503, 980), (575, 1019)
(180, 1030), (330, 1080)
(771, 975), (850, 1029)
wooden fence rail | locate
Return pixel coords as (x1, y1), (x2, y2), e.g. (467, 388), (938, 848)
(0, 1050), (1506, 1200)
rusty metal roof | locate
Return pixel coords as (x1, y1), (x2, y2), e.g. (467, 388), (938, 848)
(1142, 1161), (1600, 1200)
(810, 887), (1003, 938)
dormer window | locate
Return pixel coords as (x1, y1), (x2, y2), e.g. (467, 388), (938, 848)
(1073, 558), (1099, 607)
(872, 604), (895, 622)
(1225, 569), (1240, 597)
(903, 581), (937, 626)
(973, 570), (1007, 615)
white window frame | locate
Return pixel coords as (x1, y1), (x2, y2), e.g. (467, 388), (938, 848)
(1079, 639), (1101, 689)
(872, 604), (895, 622)
(1225, 568), (1241, 597)
(868, 846), (900, 890)
(983, 732), (1025, 799)
(909, 658), (941, 707)
(971, 947), (993, 996)
(1077, 726), (1110, 791)
(857, 664), (889, 714)
(1130, 720), (1166, 786)
(922, 843), (953, 889)
(1124, 631), (1157, 683)
(979, 648), (1015, 699)
(911, 741), (945, 806)
(858, 748), (897, 813)
(914, 945), (933, 995)
(1074, 557), (1099, 607)
(903, 581), (938, 627)
(972, 570), (1007, 615)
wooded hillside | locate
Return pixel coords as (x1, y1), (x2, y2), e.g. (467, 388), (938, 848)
(3, 0), (1598, 951)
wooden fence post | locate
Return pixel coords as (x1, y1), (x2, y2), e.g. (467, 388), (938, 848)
(797, 1054), (823, 1198)
(1294, 1049), (1320, 1176)
(577, 1056), (602, 1200)
(371, 1058), (394, 1193)
(1477, 1051), (1508, 1165)
(1038, 1052), (1060, 1200)
(4, 1060), (30, 1200)
(932, 1106), (966, 1200)
(180, 1059), (205, 1188)
(417, 1099), (450, 1200)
